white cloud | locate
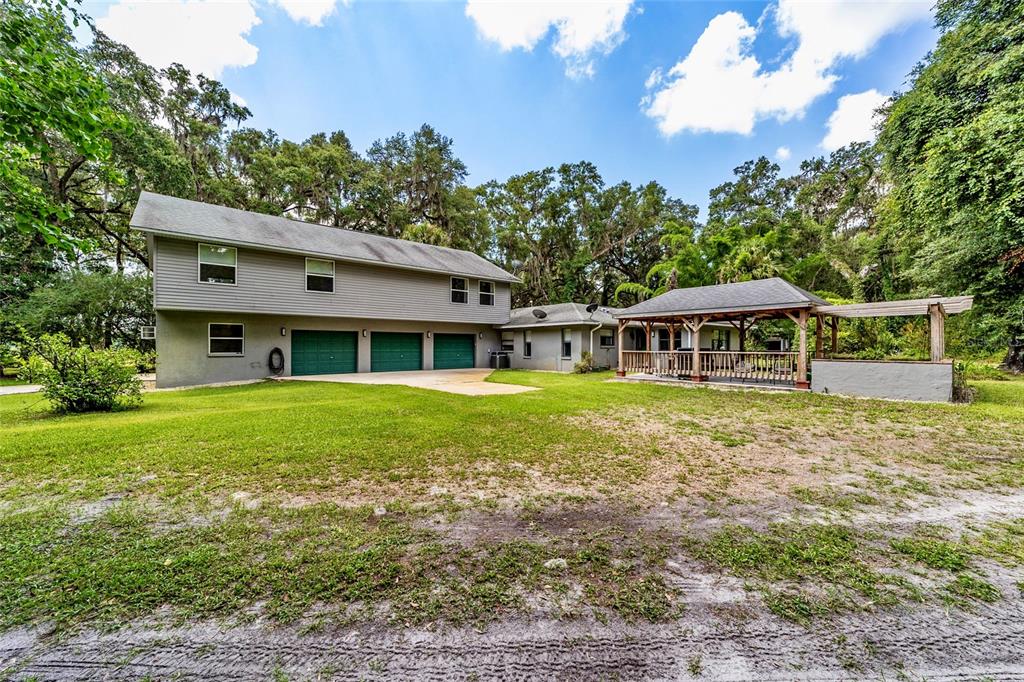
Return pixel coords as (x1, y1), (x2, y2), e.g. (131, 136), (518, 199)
(643, 0), (929, 137)
(465, 0), (634, 78)
(775, 146), (791, 161)
(269, 0), (347, 26)
(822, 89), (888, 150)
(97, 0), (260, 78)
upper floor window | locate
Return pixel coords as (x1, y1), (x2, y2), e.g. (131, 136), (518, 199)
(501, 331), (514, 352)
(209, 323), (244, 356)
(306, 258), (335, 293)
(451, 277), (468, 304)
(479, 281), (495, 306)
(599, 329), (615, 348)
(198, 244), (237, 285)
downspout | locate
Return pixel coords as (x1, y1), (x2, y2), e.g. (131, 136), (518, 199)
(588, 315), (603, 365)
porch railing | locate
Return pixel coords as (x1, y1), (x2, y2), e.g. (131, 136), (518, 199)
(622, 350), (798, 385)
(621, 350), (692, 375)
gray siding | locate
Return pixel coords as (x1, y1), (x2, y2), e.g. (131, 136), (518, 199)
(155, 310), (500, 388)
(154, 236), (511, 324)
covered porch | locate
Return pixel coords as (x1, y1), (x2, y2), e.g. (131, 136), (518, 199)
(614, 278), (973, 398)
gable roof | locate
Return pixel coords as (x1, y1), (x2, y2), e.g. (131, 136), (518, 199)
(616, 278), (828, 318)
(130, 192), (518, 283)
(499, 303), (621, 329)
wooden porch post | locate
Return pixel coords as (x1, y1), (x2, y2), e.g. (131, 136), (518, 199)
(928, 302), (946, 362)
(668, 323), (676, 351)
(616, 319), (626, 377)
(796, 310), (809, 389)
(738, 319), (746, 353)
(814, 314), (824, 359)
(830, 317), (838, 356)
(645, 320), (652, 353)
(687, 316), (707, 381)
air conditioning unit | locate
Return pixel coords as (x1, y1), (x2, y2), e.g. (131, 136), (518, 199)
(140, 325), (156, 340)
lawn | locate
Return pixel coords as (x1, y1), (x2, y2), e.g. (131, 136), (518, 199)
(2, 371), (1023, 648)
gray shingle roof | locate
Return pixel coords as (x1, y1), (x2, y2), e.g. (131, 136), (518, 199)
(499, 303), (621, 329)
(130, 192), (518, 283)
(615, 278), (827, 318)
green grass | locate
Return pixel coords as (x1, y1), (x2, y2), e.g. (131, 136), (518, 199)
(1, 372), (1022, 631)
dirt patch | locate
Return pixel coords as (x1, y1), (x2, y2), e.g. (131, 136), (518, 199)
(5, 594), (1024, 681)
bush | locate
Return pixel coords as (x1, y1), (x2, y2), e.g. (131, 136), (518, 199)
(573, 351), (595, 374)
(21, 334), (143, 413)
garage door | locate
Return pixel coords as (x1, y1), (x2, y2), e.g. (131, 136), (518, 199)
(370, 332), (422, 372)
(433, 334), (475, 369)
(291, 330), (357, 376)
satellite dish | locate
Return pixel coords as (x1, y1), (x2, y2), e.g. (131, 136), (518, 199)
(532, 308), (548, 319)
(585, 303), (599, 313)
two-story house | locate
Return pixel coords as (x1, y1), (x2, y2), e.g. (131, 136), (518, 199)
(132, 192), (517, 388)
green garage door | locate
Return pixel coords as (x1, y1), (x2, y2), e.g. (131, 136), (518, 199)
(291, 330), (357, 375)
(370, 332), (422, 372)
(433, 333), (475, 369)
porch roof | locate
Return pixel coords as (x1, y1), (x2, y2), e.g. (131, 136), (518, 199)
(811, 296), (973, 318)
(614, 278), (827, 320)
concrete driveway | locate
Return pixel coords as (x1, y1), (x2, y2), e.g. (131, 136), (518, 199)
(0, 383), (41, 396)
(282, 368), (538, 396)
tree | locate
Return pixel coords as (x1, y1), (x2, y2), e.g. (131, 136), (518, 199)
(14, 271), (153, 350)
(877, 0), (1024, 367)
(0, 0), (126, 249)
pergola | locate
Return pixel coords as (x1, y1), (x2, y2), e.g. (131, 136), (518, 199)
(614, 278), (973, 390)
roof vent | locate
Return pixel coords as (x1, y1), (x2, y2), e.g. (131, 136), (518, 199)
(532, 309), (548, 319)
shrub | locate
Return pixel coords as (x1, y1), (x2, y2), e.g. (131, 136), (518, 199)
(22, 334), (143, 413)
(573, 351), (595, 374)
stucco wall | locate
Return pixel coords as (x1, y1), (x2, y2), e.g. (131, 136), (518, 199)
(504, 324), (637, 372)
(156, 310), (500, 388)
(811, 359), (953, 402)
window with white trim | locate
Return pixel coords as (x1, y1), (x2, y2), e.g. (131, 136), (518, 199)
(479, 280), (495, 306)
(523, 330), (532, 358)
(208, 323), (244, 356)
(561, 328), (572, 359)
(500, 331), (514, 352)
(599, 329), (615, 348)
(305, 258), (335, 293)
(712, 329), (731, 351)
(198, 244), (237, 285)
(451, 277), (468, 304)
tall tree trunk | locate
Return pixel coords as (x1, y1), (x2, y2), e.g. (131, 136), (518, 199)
(1003, 337), (1024, 373)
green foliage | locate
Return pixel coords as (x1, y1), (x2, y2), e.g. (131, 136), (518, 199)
(877, 0), (1024, 360)
(0, 0), (126, 249)
(573, 350), (595, 374)
(25, 334), (142, 413)
(891, 536), (970, 571)
(12, 270), (152, 350)
(0, 316), (32, 376)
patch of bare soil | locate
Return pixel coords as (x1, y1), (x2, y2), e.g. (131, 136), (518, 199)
(5, 578), (1023, 681)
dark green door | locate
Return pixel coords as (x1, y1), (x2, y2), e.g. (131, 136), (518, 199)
(433, 334), (475, 369)
(370, 332), (422, 372)
(291, 330), (357, 375)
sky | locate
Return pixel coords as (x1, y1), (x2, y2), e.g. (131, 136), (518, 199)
(81, 0), (938, 214)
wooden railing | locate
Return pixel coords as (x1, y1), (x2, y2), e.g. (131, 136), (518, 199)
(700, 351), (797, 384)
(621, 351), (692, 375)
(622, 350), (798, 385)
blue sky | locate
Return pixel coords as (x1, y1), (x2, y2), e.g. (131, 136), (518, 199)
(85, 0), (937, 213)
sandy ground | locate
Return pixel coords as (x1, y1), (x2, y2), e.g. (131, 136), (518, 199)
(4, 576), (1023, 681)
(4, 490), (1024, 681)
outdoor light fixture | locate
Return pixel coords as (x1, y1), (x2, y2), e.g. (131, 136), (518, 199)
(280, 327), (286, 337)
(362, 329), (368, 337)
(478, 332), (484, 339)
(426, 331), (432, 338)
